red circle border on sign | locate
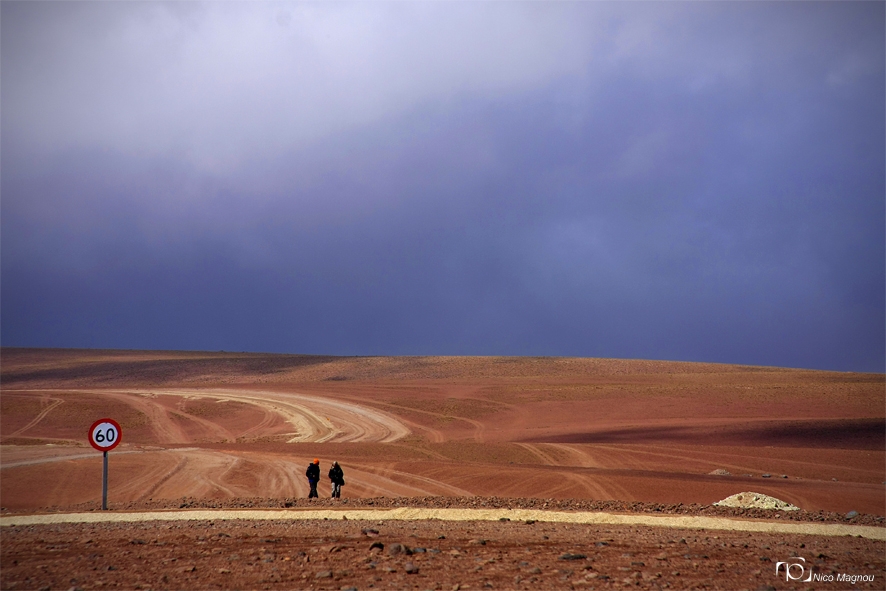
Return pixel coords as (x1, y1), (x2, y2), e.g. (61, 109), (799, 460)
(88, 418), (122, 452)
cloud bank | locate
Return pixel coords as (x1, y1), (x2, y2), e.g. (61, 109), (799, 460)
(2, 1), (884, 371)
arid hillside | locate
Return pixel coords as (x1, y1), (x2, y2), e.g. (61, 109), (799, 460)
(1, 348), (883, 514)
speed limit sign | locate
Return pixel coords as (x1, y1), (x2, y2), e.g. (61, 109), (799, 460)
(89, 418), (122, 452)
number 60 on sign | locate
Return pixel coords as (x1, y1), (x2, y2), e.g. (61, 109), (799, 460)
(89, 418), (122, 452)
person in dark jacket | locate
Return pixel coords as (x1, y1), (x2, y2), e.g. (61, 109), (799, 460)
(328, 460), (345, 499)
(306, 458), (320, 498)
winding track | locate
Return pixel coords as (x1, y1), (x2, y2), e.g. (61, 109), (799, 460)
(0, 389), (425, 503)
(5, 388), (411, 444)
(120, 388), (411, 443)
(7, 395), (63, 437)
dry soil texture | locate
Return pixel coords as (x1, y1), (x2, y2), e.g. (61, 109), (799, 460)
(1, 348), (884, 589)
(3, 512), (884, 591)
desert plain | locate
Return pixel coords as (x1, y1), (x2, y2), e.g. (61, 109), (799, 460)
(1, 348), (883, 590)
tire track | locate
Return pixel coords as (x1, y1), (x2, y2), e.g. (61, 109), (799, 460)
(514, 442), (560, 465)
(365, 399), (485, 441)
(26, 389), (411, 444)
(8, 396), (63, 437)
(0, 450), (142, 469)
(356, 465), (475, 497)
(129, 453), (190, 501)
(147, 389), (410, 443)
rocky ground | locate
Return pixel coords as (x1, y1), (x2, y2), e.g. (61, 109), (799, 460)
(2, 497), (884, 591)
(3, 512), (883, 591)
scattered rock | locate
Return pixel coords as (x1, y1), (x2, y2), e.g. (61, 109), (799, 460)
(845, 510), (859, 519)
(404, 561), (419, 574)
(761, 473), (771, 478)
(7, 493), (882, 591)
(315, 570), (333, 579)
(709, 469), (731, 476)
(713, 492), (799, 511)
(388, 542), (412, 556)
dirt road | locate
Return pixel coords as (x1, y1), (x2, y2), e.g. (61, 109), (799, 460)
(3, 506), (884, 538)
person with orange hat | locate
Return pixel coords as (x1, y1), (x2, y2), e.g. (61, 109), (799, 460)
(305, 458), (320, 499)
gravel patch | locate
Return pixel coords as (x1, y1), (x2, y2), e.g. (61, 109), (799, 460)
(714, 491), (800, 511)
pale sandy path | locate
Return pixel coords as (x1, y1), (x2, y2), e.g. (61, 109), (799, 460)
(2, 508), (883, 540)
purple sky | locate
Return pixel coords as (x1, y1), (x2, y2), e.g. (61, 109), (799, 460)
(2, 2), (884, 371)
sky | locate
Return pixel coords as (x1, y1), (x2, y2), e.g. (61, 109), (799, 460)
(2, 1), (884, 372)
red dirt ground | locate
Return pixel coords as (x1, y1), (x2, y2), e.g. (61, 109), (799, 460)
(3, 514), (884, 591)
(2, 348), (883, 514)
(1, 348), (884, 590)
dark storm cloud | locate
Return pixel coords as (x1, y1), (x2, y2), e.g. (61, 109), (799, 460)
(2, 2), (883, 371)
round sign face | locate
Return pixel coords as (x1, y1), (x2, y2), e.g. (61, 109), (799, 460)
(88, 418), (122, 452)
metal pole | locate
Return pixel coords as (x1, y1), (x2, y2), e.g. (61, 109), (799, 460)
(102, 451), (108, 510)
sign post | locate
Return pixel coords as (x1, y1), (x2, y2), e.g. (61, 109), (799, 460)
(88, 418), (122, 510)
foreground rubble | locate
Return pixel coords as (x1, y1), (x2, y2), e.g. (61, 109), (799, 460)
(2, 498), (884, 591)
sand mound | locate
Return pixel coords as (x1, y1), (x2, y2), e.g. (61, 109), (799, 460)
(714, 492), (799, 511)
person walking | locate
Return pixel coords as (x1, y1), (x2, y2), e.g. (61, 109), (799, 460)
(328, 461), (345, 499)
(306, 458), (320, 499)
